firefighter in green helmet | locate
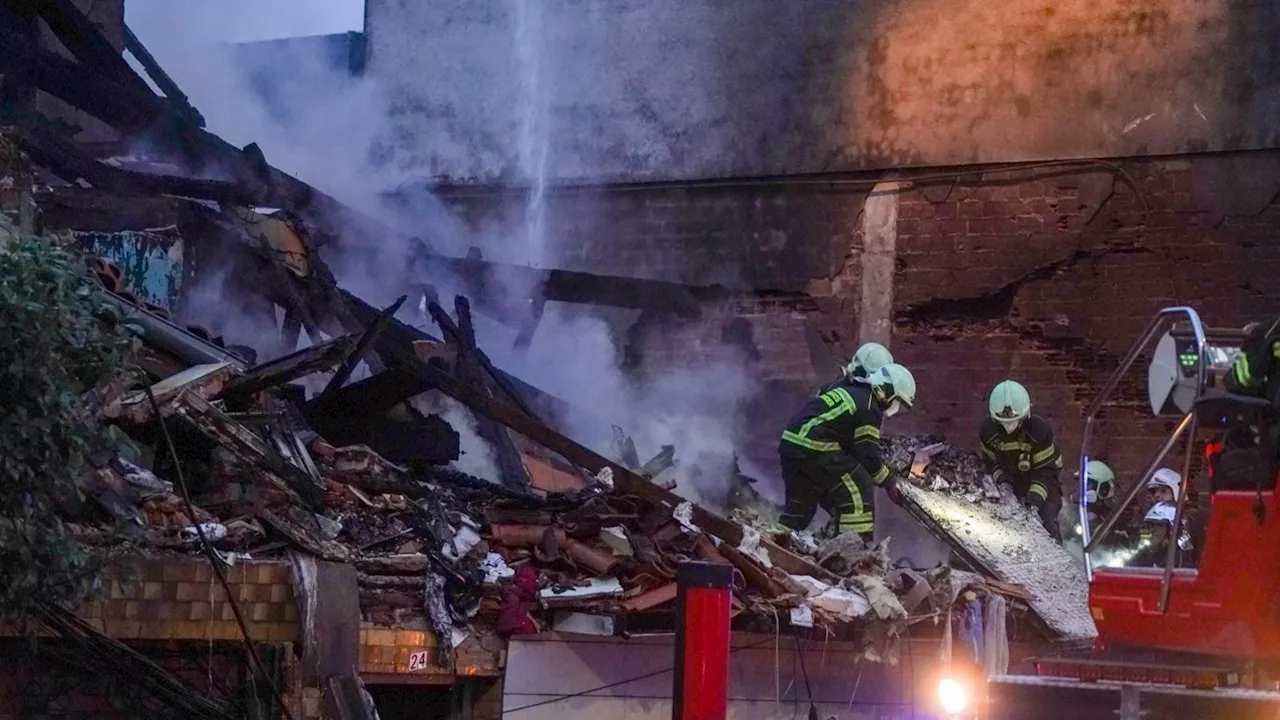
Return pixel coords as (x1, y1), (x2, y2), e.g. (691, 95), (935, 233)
(778, 362), (917, 542)
(980, 380), (1064, 538)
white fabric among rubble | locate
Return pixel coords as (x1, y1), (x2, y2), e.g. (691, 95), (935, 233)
(673, 502), (700, 533)
(983, 594), (1010, 675)
(737, 526), (772, 568)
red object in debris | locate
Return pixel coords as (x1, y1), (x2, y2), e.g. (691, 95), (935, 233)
(496, 565), (539, 636)
(673, 561), (733, 720)
(1204, 437), (1224, 477)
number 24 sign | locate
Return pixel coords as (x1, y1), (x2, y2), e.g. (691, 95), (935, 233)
(408, 650), (430, 672)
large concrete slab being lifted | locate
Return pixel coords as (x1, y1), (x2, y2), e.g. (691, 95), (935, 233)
(884, 437), (1096, 641)
(899, 483), (1098, 642)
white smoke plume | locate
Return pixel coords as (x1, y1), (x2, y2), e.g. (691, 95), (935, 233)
(125, 1), (771, 507)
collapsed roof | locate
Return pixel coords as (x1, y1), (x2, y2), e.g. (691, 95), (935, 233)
(0, 1), (1079, 690)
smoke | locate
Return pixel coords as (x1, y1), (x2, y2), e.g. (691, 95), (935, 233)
(125, 2), (771, 508)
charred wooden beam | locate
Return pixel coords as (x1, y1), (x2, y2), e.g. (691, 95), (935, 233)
(439, 295), (531, 489)
(1, 114), (256, 204)
(319, 296), (405, 401)
(0, 20), (163, 135)
(425, 296), (537, 419)
(217, 334), (359, 403)
(122, 24), (205, 127)
(37, 186), (192, 232)
(341, 289), (577, 427)
(304, 367), (425, 420)
(417, 252), (735, 317)
(512, 295), (545, 355)
(0, 3), (39, 109)
(26, 0), (155, 98)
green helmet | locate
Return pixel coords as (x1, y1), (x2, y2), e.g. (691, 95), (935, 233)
(871, 363), (916, 410)
(845, 342), (894, 380)
(1083, 460), (1115, 504)
(989, 380), (1031, 432)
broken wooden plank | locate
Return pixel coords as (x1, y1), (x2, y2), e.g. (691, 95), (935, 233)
(173, 390), (325, 506)
(218, 334), (357, 402)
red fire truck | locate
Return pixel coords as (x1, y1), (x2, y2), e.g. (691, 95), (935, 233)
(976, 307), (1280, 719)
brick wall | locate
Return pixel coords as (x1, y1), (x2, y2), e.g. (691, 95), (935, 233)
(435, 150), (1280, 491)
(359, 623), (505, 680)
(0, 557), (317, 720)
(75, 558), (299, 643)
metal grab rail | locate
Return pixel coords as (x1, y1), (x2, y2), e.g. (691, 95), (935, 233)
(1078, 307), (1208, 608)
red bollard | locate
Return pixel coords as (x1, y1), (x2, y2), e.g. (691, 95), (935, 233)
(673, 560), (734, 720)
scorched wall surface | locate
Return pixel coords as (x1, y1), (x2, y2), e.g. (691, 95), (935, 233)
(366, 0), (1280, 184)
(436, 150), (1280, 490)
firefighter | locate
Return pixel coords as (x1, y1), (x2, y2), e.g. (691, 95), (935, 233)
(1145, 467), (1181, 505)
(1226, 316), (1280, 407)
(1060, 460), (1118, 544)
(1132, 469), (1199, 568)
(1219, 316), (1280, 491)
(778, 363), (917, 542)
(980, 380), (1064, 538)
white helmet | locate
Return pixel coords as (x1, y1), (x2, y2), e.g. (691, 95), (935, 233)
(1144, 502), (1177, 526)
(1146, 468), (1182, 501)
(845, 342), (893, 382)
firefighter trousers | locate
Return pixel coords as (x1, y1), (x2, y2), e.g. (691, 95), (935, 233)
(1012, 473), (1063, 539)
(778, 453), (875, 540)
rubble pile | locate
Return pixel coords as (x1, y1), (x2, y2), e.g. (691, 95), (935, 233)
(0, 0), (1047, 671)
(885, 434), (999, 500)
(48, 248), (957, 660)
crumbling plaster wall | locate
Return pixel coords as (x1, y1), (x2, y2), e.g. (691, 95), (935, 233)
(366, 0), (1280, 184)
(439, 150), (1280, 490)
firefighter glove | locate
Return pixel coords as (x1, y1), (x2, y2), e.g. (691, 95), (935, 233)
(882, 476), (905, 506)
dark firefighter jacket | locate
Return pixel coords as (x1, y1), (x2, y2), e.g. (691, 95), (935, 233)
(979, 415), (1062, 505)
(1226, 315), (1280, 409)
(779, 380), (890, 486)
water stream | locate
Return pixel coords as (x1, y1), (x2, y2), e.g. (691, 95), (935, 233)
(514, 0), (549, 268)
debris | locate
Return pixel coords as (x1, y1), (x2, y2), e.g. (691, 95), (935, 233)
(480, 553), (514, 584)
(621, 582), (678, 612)
(673, 501), (700, 533)
(737, 526), (772, 568)
(789, 575), (832, 598)
(540, 577), (624, 607)
(789, 605), (814, 628)
(599, 526), (633, 556)
(180, 522), (227, 544)
(594, 466), (615, 490)
(810, 586), (871, 620)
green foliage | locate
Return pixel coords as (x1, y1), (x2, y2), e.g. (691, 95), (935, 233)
(0, 234), (135, 622)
